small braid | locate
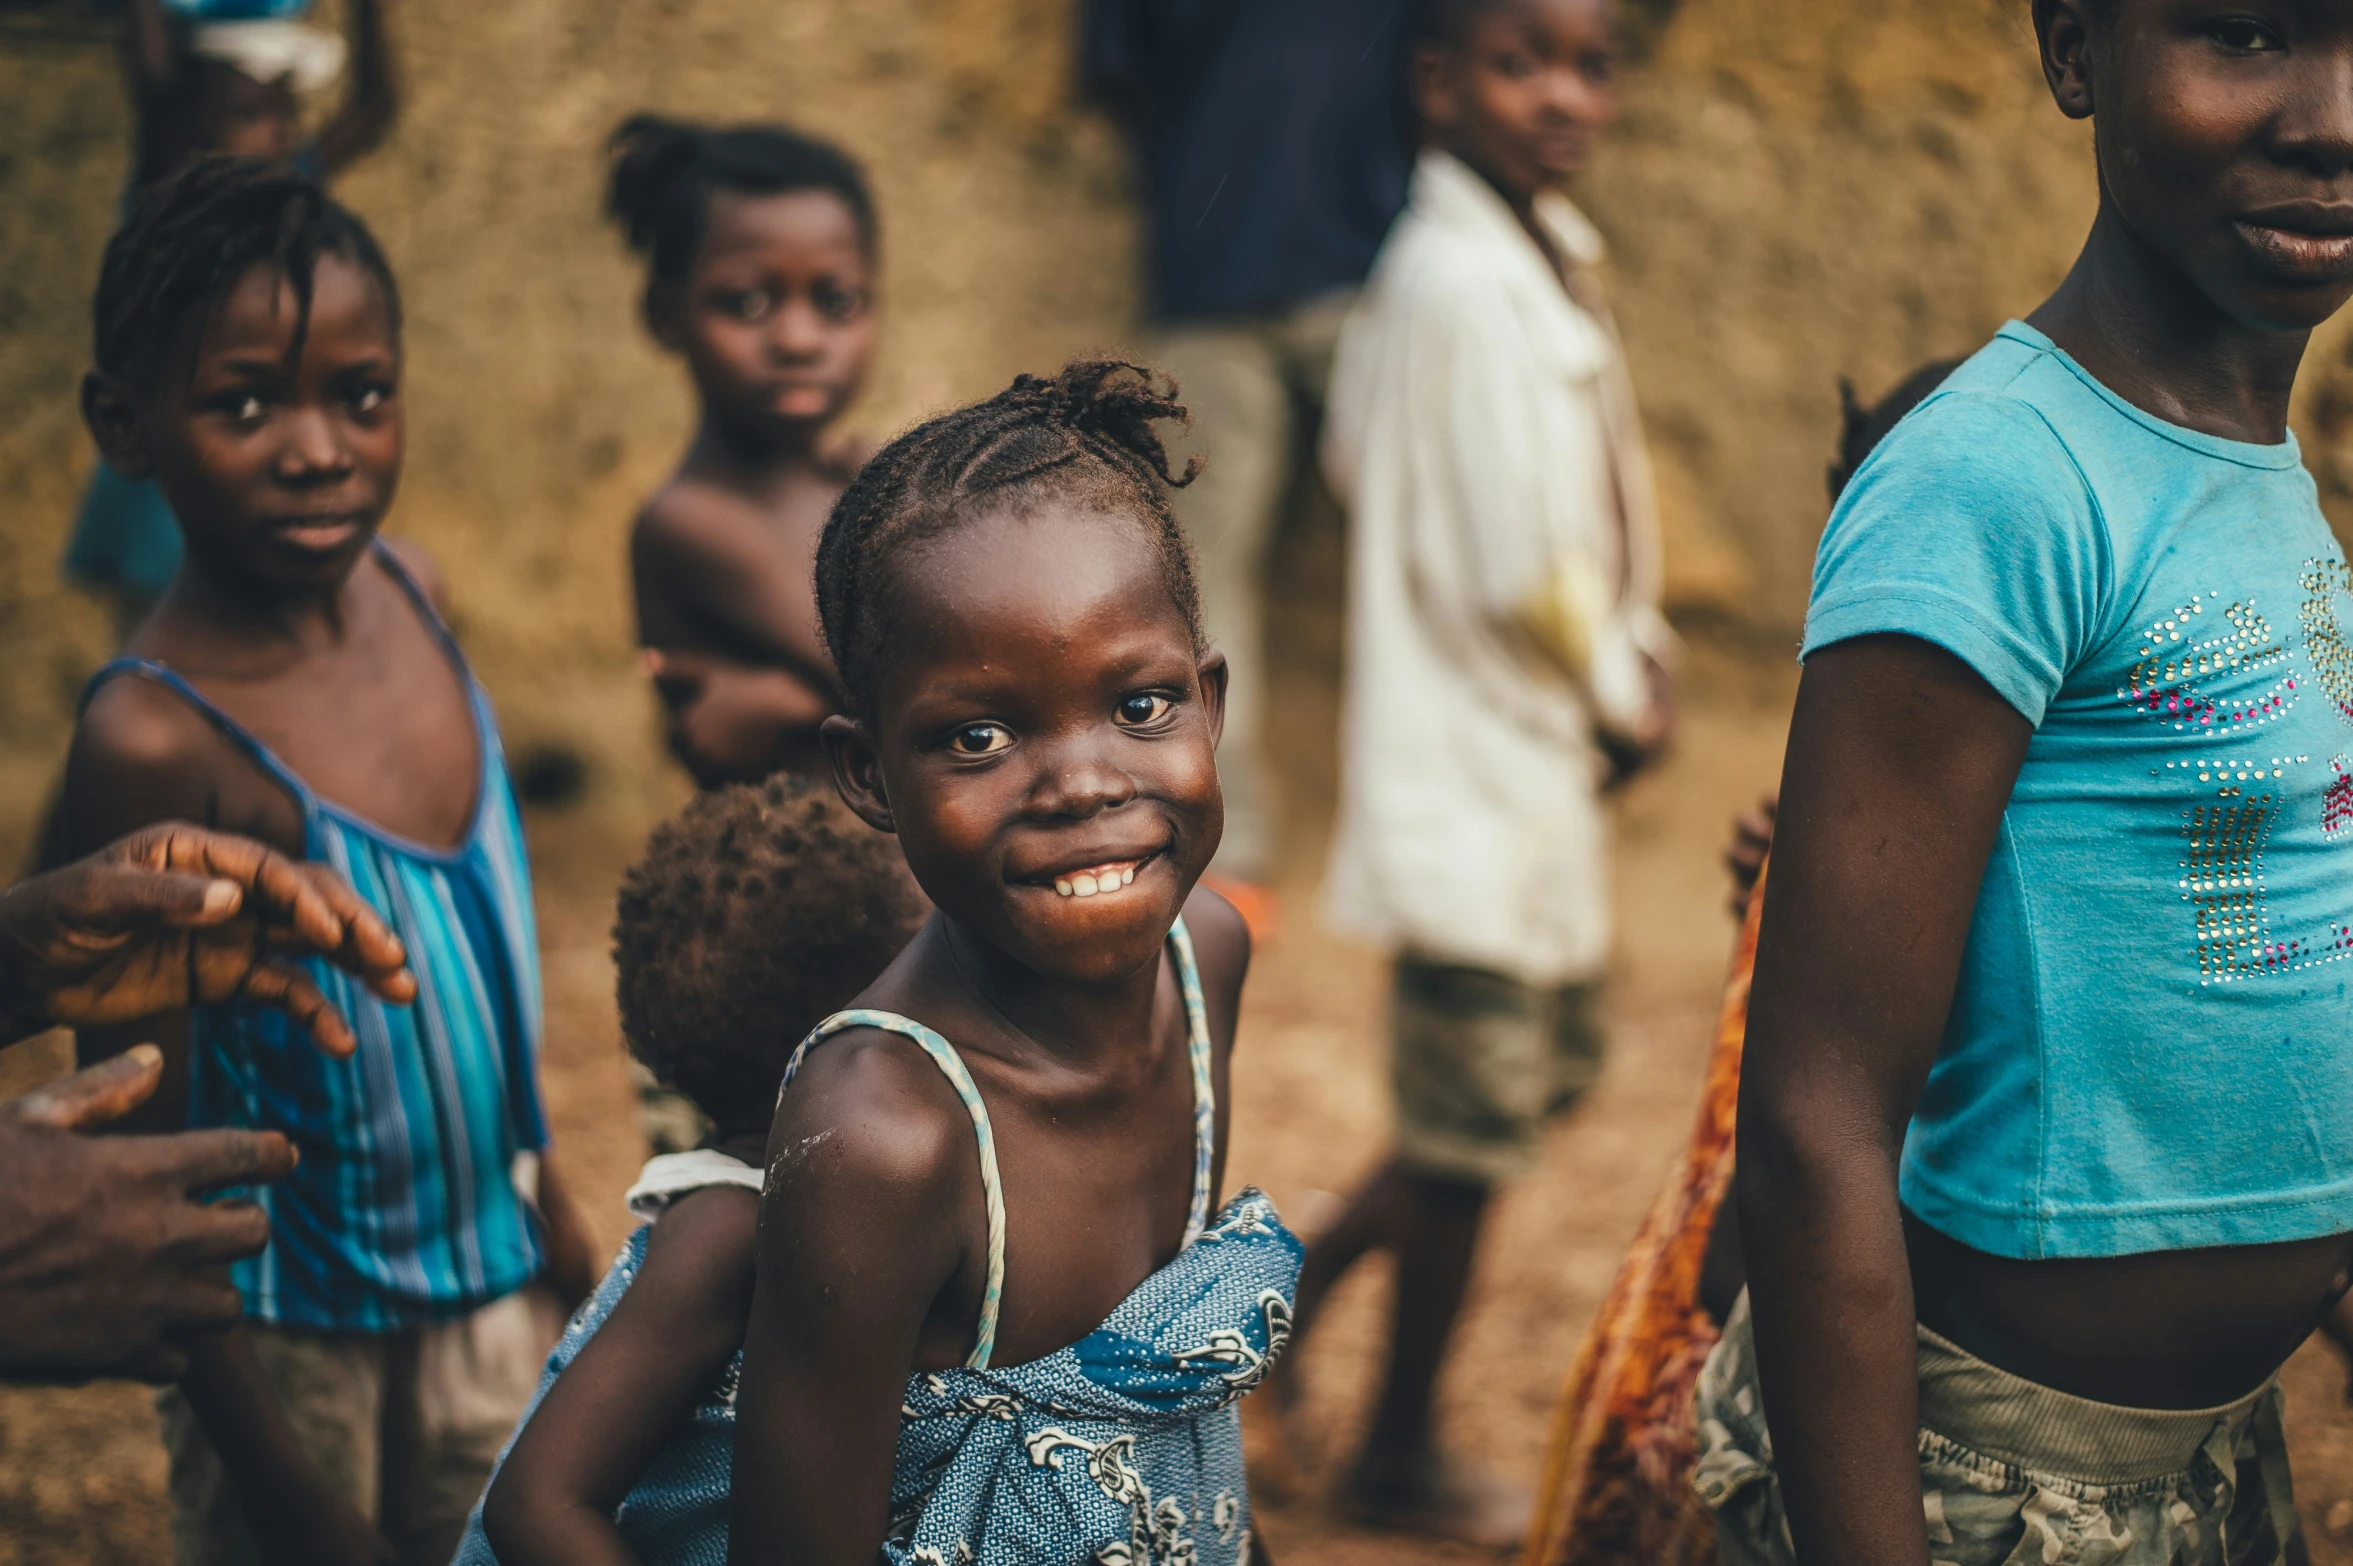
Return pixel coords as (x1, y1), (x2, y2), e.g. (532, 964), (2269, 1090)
(92, 156), (401, 392)
(815, 359), (1204, 718)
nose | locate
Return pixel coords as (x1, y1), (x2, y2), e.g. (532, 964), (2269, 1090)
(1022, 735), (1139, 822)
(272, 404), (355, 486)
(2274, 47), (2353, 179)
(769, 297), (828, 362)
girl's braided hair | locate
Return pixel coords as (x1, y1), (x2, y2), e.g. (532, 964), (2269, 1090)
(814, 359), (1205, 719)
(606, 113), (876, 297)
(93, 156), (401, 392)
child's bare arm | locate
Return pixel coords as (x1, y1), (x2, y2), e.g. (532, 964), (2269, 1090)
(633, 495), (837, 694)
(1737, 634), (2030, 1566)
(644, 651), (832, 789)
(728, 1039), (979, 1565)
(315, 0), (398, 175)
(119, 0), (177, 92)
(181, 1329), (393, 1565)
(482, 1187), (756, 1566)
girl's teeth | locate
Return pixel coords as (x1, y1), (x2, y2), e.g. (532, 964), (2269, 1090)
(1051, 862), (1142, 897)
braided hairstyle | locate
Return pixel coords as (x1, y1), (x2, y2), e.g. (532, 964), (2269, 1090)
(613, 774), (927, 1135)
(93, 156), (401, 394)
(814, 359), (1204, 720)
(606, 114), (876, 299)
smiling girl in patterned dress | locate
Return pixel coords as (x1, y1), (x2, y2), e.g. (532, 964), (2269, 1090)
(725, 360), (1302, 1566)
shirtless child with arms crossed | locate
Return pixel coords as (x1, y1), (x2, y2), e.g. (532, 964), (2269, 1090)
(611, 116), (879, 787)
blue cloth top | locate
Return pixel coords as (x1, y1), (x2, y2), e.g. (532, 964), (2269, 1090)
(454, 1163), (749, 1566)
(80, 546), (549, 1327)
(1082, 0), (1413, 322)
(1805, 320), (2353, 1260)
(455, 919), (1299, 1565)
(64, 461), (184, 611)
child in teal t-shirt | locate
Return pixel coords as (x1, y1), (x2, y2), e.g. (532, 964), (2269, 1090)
(1708, 4), (2353, 1564)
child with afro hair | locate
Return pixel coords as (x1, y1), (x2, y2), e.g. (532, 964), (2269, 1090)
(457, 775), (926, 1566)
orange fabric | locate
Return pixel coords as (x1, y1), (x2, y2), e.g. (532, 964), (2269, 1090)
(1523, 867), (1765, 1566)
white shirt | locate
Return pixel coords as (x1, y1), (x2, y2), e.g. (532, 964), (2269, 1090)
(1319, 150), (1668, 985)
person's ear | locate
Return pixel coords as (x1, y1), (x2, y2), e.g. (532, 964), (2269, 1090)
(822, 713), (896, 834)
(643, 283), (688, 354)
(2032, 0), (2096, 121)
(1411, 41), (1460, 132)
(1195, 647), (1229, 751)
(82, 371), (157, 481)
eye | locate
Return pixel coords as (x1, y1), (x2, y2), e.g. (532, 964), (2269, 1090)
(949, 723), (1012, 756)
(1115, 693), (1175, 729)
(2208, 16), (2284, 52)
(1493, 46), (1540, 78)
(812, 282), (866, 324)
(718, 288), (773, 322)
(212, 391), (270, 425)
(346, 383), (391, 416)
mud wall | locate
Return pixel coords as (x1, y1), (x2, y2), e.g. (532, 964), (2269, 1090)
(4, 0), (2351, 833)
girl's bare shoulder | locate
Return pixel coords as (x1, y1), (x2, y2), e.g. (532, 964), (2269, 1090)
(766, 1022), (985, 1211)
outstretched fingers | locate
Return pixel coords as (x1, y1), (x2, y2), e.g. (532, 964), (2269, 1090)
(142, 1124), (297, 1197)
(143, 825), (415, 1004)
(9, 1045), (166, 1131)
(233, 957), (363, 1058)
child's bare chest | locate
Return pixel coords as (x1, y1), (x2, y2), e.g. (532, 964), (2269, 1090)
(922, 1048), (1205, 1369)
(169, 592), (481, 853)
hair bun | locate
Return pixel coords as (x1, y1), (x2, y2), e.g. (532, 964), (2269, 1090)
(1010, 359), (1199, 489)
(606, 113), (706, 256)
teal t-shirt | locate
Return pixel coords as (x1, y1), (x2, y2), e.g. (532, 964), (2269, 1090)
(1805, 320), (2353, 1260)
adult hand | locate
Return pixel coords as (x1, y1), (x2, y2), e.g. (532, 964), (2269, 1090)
(0, 823), (416, 1055)
(0, 1047), (296, 1383)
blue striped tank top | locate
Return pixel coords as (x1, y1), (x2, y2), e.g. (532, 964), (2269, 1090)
(80, 549), (550, 1331)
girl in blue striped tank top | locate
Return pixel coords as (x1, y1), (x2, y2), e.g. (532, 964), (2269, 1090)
(64, 161), (597, 1566)
(727, 360), (1301, 1566)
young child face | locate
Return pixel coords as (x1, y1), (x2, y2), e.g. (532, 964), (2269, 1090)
(123, 255), (404, 594)
(661, 189), (875, 443)
(197, 64), (299, 164)
(2070, 1), (2353, 332)
(846, 506), (1225, 986)
(1416, 0), (1617, 200)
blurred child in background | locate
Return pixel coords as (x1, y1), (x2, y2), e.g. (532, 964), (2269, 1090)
(458, 776), (927, 1566)
(1279, 0), (1670, 1544)
(63, 160), (594, 1566)
(67, 0), (397, 621)
(612, 116), (879, 790)
(727, 361), (1295, 1565)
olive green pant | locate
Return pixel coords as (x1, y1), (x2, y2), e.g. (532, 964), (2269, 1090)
(1391, 956), (1607, 1185)
(1694, 1290), (2302, 1566)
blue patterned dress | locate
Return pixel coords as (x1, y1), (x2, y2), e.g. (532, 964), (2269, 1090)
(796, 920), (1301, 1566)
(456, 920), (1298, 1565)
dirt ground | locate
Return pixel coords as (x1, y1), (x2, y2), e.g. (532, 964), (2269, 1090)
(9, 635), (2353, 1565)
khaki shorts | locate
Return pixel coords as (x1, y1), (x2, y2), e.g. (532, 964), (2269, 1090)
(1391, 957), (1606, 1185)
(158, 1289), (554, 1566)
(1693, 1291), (2302, 1566)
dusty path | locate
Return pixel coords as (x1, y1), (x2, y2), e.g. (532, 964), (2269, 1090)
(8, 647), (2353, 1562)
